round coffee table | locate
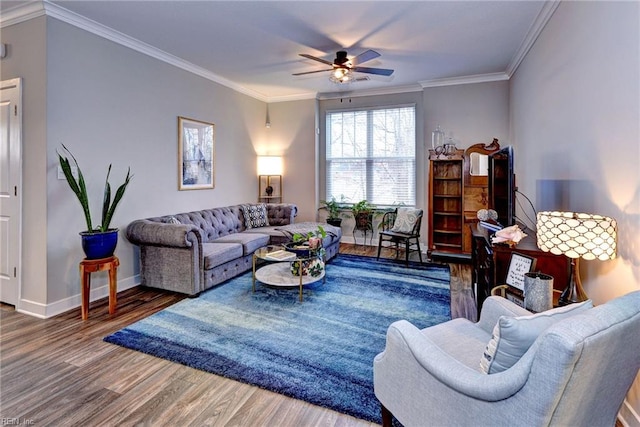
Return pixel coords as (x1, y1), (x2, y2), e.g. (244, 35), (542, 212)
(252, 245), (325, 302)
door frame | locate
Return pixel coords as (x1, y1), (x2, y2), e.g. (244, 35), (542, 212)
(1, 77), (23, 307)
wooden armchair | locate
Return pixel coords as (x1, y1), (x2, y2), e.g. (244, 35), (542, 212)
(376, 209), (423, 265)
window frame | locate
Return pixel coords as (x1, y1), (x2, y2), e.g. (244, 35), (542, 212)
(324, 103), (417, 208)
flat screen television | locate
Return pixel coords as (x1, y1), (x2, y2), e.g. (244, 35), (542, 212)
(488, 146), (516, 227)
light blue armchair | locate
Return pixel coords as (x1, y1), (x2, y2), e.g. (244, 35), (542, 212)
(373, 291), (640, 427)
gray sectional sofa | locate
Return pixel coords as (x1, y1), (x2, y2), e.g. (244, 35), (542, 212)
(126, 203), (342, 296)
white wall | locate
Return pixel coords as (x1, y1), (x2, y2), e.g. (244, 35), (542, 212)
(510, 1), (640, 422)
(0, 17), (49, 312)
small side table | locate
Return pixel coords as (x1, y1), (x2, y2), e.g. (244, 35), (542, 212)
(80, 256), (120, 320)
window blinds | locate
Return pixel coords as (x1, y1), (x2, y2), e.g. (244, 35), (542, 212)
(325, 106), (416, 206)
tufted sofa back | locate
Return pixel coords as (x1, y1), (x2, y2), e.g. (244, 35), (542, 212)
(265, 203), (297, 226)
(146, 203), (297, 243)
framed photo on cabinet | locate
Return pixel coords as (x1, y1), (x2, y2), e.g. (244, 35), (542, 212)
(505, 252), (537, 291)
(178, 116), (215, 190)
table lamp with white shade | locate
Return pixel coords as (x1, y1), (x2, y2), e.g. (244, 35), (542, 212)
(536, 211), (617, 306)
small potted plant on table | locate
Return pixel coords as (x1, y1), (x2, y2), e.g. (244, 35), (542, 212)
(284, 225), (327, 277)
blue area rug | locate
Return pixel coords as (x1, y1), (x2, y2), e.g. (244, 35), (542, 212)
(104, 254), (451, 423)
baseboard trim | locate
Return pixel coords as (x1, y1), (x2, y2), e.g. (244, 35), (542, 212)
(619, 399), (640, 427)
(16, 274), (140, 319)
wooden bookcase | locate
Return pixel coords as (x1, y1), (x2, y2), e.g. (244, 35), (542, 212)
(428, 149), (465, 255)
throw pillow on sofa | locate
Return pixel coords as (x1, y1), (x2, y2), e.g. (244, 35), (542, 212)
(480, 299), (593, 374)
(242, 204), (270, 229)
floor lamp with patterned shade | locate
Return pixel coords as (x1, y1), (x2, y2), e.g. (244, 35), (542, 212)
(536, 211), (617, 306)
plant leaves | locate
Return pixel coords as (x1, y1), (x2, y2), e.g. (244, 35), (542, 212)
(58, 144), (92, 231)
(102, 167), (132, 231)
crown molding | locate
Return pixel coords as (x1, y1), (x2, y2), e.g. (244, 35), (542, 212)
(506, 1), (561, 77)
(419, 72), (509, 88)
(316, 83), (423, 101)
(0, 1), (46, 28)
(266, 91), (318, 103)
(2, 1), (270, 102)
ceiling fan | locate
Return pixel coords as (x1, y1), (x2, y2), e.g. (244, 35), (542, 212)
(293, 49), (394, 83)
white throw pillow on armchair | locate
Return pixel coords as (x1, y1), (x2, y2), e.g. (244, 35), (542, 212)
(391, 208), (422, 233)
(480, 299), (593, 374)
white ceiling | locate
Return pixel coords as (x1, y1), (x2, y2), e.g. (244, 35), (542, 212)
(1, 1), (555, 102)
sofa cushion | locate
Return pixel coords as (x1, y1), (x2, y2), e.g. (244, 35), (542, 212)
(423, 318), (492, 370)
(242, 226), (291, 245)
(202, 243), (243, 270)
(242, 204), (270, 228)
(213, 233), (270, 255)
(391, 208), (422, 233)
(480, 299), (593, 374)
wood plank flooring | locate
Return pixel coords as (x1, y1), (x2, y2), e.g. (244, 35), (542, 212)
(0, 244), (473, 426)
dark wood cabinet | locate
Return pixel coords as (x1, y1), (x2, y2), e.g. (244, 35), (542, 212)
(471, 224), (571, 313)
(428, 141), (501, 259)
(462, 140), (500, 253)
(428, 150), (465, 255)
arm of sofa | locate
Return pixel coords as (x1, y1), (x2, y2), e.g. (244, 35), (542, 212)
(126, 219), (203, 248)
(266, 203), (298, 226)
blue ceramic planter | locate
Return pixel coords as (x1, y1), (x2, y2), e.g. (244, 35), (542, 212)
(80, 229), (119, 259)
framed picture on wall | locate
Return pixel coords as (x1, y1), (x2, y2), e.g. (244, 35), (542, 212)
(178, 116), (215, 190)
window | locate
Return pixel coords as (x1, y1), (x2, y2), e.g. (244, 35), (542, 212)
(326, 105), (416, 206)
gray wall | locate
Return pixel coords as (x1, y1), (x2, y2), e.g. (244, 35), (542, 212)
(0, 17), (49, 309)
(264, 99), (317, 222)
(510, 1), (639, 302)
(424, 81), (509, 150)
(509, 1), (639, 418)
(2, 17), (269, 314)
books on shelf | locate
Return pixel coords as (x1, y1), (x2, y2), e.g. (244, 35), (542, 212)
(265, 250), (297, 262)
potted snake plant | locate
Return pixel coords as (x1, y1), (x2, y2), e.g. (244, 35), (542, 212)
(58, 144), (132, 259)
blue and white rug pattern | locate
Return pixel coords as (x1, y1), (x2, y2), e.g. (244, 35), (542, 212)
(104, 254), (451, 423)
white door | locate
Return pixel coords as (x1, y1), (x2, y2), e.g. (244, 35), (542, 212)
(0, 78), (22, 306)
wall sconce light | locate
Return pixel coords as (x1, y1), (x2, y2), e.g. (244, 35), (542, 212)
(536, 211), (617, 305)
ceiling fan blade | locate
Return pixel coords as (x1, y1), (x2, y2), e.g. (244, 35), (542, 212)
(352, 49), (380, 65)
(292, 69), (333, 76)
(353, 66), (394, 76)
(299, 53), (334, 66)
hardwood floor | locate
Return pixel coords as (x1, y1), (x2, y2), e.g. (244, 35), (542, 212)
(0, 244), (472, 426)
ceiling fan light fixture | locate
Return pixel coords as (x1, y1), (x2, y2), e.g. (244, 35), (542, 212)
(330, 67), (351, 84)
